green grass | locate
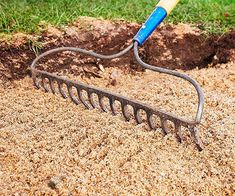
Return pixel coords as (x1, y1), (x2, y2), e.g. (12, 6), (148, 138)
(0, 0), (234, 35)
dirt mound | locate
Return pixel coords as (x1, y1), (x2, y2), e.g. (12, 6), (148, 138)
(0, 18), (234, 84)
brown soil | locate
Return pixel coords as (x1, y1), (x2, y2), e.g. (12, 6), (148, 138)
(0, 17), (235, 83)
(0, 18), (234, 195)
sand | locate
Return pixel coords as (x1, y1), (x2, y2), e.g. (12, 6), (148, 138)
(0, 62), (234, 195)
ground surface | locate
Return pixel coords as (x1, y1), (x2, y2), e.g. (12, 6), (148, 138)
(0, 19), (234, 195)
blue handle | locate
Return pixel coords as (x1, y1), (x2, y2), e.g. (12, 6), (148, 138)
(133, 6), (167, 45)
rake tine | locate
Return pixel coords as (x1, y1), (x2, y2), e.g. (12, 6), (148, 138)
(32, 72), (42, 89)
(49, 78), (56, 94)
(147, 114), (156, 130)
(121, 104), (131, 121)
(77, 89), (90, 109)
(58, 82), (68, 99)
(33, 75), (41, 89)
(98, 95), (108, 112)
(41, 77), (45, 90)
(41, 77), (49, 92)
(68, 86), (80, 105)
(35, 79), (41, 89)
(174, 122), (183, 143)
(109, 98), (118, 115)
(88, 92), (97, 109)
(161, 118), (170, 135)
(134, 109), (142, 124)
(189, 126), (203, 151)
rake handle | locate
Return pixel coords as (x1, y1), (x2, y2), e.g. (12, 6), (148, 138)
(134, 0), (180, 45)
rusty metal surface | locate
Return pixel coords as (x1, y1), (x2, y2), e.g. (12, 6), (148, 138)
(31, 41), (204, 151)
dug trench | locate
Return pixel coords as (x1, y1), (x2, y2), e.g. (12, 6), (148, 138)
(0, 18), (234, 194)
(0, 18), (234, 83)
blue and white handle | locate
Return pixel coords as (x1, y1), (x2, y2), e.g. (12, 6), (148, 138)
(134, 0), (180, 45)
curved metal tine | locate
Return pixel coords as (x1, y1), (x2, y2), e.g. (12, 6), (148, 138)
(48, 78), (56, 94)
(58, 81), (68, 99)
(41, 77), (46, 91)
(121, 104), (131, 121)
(98, 95), (108, 112)
(134, 109), (142, 124)
(33, 74), (41, 89)
(174, 122), (183, 143)
(67, 85), (80, 105)
(189, 126), (204, 151)
(161, 118), (170, 135)
(41, 77), (50, 92)
(147, 113), (157, 130)
(88, 92), (97, 109)
(35, 78), (41, 89)
(77, 88), (90, 109)
(109, 98), (118, 115)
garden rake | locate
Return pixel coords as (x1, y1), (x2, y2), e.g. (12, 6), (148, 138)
(31, 0), (205, 150)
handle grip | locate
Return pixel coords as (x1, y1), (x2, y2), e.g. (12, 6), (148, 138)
(157, 0), (180, 15)
(134, 0), (180, 45)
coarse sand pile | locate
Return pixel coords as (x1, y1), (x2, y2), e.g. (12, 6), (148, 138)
(0, 61), (234, 195)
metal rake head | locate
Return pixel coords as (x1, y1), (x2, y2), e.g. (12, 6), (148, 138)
(31, 41), (204, 151)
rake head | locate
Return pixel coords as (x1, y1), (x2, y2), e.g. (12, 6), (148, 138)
(31, 41), (204, 151)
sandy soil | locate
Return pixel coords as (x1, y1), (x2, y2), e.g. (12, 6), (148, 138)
(0, 60), (234, 195)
